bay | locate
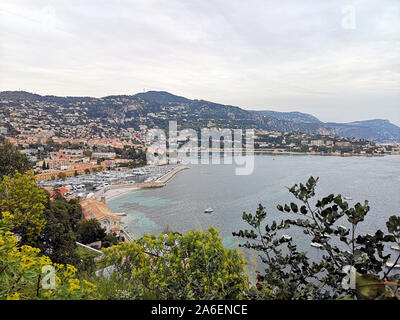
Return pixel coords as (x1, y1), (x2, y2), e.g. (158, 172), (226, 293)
(108, 154), (400, 271)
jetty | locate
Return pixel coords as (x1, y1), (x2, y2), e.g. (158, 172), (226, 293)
(155, 165), (189, 183)
(94, 165), (190, 202)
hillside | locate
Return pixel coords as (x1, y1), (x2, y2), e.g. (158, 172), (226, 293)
(252, 110), (322, 123)
(325, 120), (400, 144)
(0, 90), (399, 142)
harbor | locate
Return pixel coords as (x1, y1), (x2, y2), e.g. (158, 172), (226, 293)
(96, 165), (190, 202)
(37, 164), (190, 201)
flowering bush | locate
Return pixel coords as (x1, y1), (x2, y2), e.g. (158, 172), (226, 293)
(0, 213), (97, 300)
(100, 227), (249, 299)
(0, 171), (47, 245)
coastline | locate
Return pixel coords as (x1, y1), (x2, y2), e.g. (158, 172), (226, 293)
(253, 150), (391, 157)
(195, 149), (396, 157)
(97, 165), (190, 202)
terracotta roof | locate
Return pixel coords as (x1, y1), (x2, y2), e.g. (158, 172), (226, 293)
(79, 198), (121, 222)
(50, 187), (70, 199)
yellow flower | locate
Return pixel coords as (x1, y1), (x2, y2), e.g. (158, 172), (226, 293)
(68, 278), (81, 293)
(6, 292), (20, 300)
(43, 290), (53, 298)
(64, 264), (77, 277)
(83, 280), (97, 291)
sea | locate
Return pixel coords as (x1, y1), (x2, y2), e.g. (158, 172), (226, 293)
(108, 154), (400, 275)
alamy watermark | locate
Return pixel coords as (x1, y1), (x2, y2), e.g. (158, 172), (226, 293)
(341, 5), (356, 30)
(41, 265), (56, 289)
(146, 121), (255, 175)
(341, 265), (357, 290)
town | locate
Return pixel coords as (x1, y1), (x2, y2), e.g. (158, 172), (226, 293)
(253, 130), (400, 156)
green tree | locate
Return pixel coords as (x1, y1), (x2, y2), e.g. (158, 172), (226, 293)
(66, 198), (83, 233)
(0, 171), (47, 245)
(102, 233), (119, 248)
(58, 172), (67, 181)
(35, 199), (79, 265)
(0, 214), (97, 300)
(233, 177), (400, 300)
(83, 150), (92, 158)
(77, 219), (106, 244)
(98, 227), (249, 299)
(0, 141), (33, 178)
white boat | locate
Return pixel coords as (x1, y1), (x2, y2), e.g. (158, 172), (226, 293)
(310, 242), (323, 249)
(204, 208), (213, 214)
(114, 212), (127, 217)
(386, 262), (400, 268)
(343, 196), (352, 201)
(361, 232), (374, 237)
(338, 225), (348, 231)
(391, 245), (400, 251)
(281, 234), (292, 241)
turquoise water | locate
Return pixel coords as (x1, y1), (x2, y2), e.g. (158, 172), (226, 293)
(108, 155), (400, 254)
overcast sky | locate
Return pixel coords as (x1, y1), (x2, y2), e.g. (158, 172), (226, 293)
(0, 0), (399, 124)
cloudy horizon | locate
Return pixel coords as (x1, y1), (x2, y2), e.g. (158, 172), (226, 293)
(0, 0), (399, 125)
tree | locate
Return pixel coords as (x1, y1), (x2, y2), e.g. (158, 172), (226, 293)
(61, 141), (69, 148)
(83, 150), (92, 158)
(0, 214), (97, 300)
(66, 198), (83, 232)
(102, 233), (119, 248)
(76, 219), (106, 244)
(99, 227), (249, 299)
(35, 199), (81, 265)
(58, 172), (67, 181)
(0, 141), (33, 178)
(233, 177), (400, 300)
(0, 171), (47, 245)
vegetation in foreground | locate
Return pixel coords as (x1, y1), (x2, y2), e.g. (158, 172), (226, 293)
(234, 176), (400, 299)
(0, 146), (399, 300)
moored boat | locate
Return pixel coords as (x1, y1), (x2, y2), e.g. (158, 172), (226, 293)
(386, 262), (400, 268)
(310, 242), (323, 249)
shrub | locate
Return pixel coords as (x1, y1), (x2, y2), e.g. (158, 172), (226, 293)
(233, 177), (400, 300)
(0, 213), (97, 300)
(99, 227), (249, 299)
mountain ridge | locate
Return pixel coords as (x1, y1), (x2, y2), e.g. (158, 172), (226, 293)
(1, 90), (399, 143)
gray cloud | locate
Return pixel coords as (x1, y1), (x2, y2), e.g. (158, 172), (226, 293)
(0, 0), (399, 124)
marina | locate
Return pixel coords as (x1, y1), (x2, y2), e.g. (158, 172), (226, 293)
(37, 164), (189, 200)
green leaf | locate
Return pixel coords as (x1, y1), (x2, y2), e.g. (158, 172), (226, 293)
(356, 273), (386, 300)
